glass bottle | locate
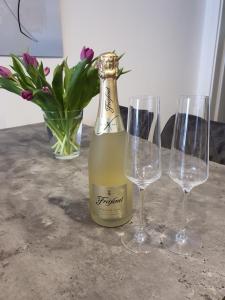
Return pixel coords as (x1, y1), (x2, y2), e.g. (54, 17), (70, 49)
(88, 52), (133, 227)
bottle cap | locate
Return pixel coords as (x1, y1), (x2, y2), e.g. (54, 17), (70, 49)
(97, 52), (118, 78)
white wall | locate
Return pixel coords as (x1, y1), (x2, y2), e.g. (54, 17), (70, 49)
(0, 0), (221, 129)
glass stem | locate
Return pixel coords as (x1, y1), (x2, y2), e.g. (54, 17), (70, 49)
(139, 187), (145, 231)
(176, 190), (188, 244)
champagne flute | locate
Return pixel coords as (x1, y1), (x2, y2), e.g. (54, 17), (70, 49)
(166, 95), (209, 255)
(121, 96), (161, 253)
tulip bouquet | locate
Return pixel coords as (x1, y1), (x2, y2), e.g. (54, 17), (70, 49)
(0, 47), (127, 159)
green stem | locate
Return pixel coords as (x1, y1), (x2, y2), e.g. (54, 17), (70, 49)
(45, 114), (82, 157)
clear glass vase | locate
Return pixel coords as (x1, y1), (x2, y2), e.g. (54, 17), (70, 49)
(43, 110), (83, 160)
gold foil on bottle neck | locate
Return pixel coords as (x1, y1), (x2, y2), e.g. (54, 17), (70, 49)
(95, 52), (124, 135)
(97, 52), (118, 78)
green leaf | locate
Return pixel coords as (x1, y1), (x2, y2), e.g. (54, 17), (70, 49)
(32, 89), (58, 112)
(28, 66), (40, 87)
(0, 77), (21, 95)
(76, 67), (99, 110)
(118, 53), (125, 61)
(117, 68), (131, 79)
(38, 62), (45, 77)
(35, 62), (52, 92)
(11, 55), (34, 89)
(52, 62), (64, 111)
(64, 60), (88, 109)
(64, 59), (72, 92)
(15, 76), (29, 90)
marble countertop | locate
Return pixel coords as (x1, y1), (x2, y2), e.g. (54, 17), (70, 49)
(0, 123), (225, 300)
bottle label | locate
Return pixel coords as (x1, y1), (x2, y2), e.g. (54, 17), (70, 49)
(92, 184), (127, 219)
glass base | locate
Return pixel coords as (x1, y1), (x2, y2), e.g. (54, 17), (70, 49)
(121, 226), (158, 254)
(54, 151), (80, 160)
(160, 228), (202, 256)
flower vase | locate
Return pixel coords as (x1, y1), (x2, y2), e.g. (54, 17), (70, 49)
(43, 110), (83, 160)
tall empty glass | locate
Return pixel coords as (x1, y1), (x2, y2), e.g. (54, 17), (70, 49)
(166, 95), (209, 255)
(121, 96), (161, 253)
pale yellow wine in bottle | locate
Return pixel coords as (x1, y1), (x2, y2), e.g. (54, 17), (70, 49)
(88, 52), (132, 227)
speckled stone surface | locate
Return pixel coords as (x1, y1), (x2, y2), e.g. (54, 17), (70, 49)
(0, 123), (225, 300)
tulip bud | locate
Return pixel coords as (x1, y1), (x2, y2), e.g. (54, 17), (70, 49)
(42, 86), (51, 94)
(22, 53), (38, 68)
(0, 66), (12, 78)
(80, 46), (94, 61)
(21, 90), (33, 101)
(44, 67), (50, 76)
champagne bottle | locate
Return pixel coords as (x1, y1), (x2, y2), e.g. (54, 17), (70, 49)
(88, 52), (132, 227)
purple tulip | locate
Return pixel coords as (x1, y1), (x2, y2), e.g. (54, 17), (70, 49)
(80, 46), (94, 61)
(21, 90), (33, 101)
(44, 67), (50, 76)
(42, 86), (51, 94)
(0, 66), (12, 78)
(22, 53), (38, 68)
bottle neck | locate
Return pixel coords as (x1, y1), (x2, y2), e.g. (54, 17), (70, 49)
(95, 77), (124, 135)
